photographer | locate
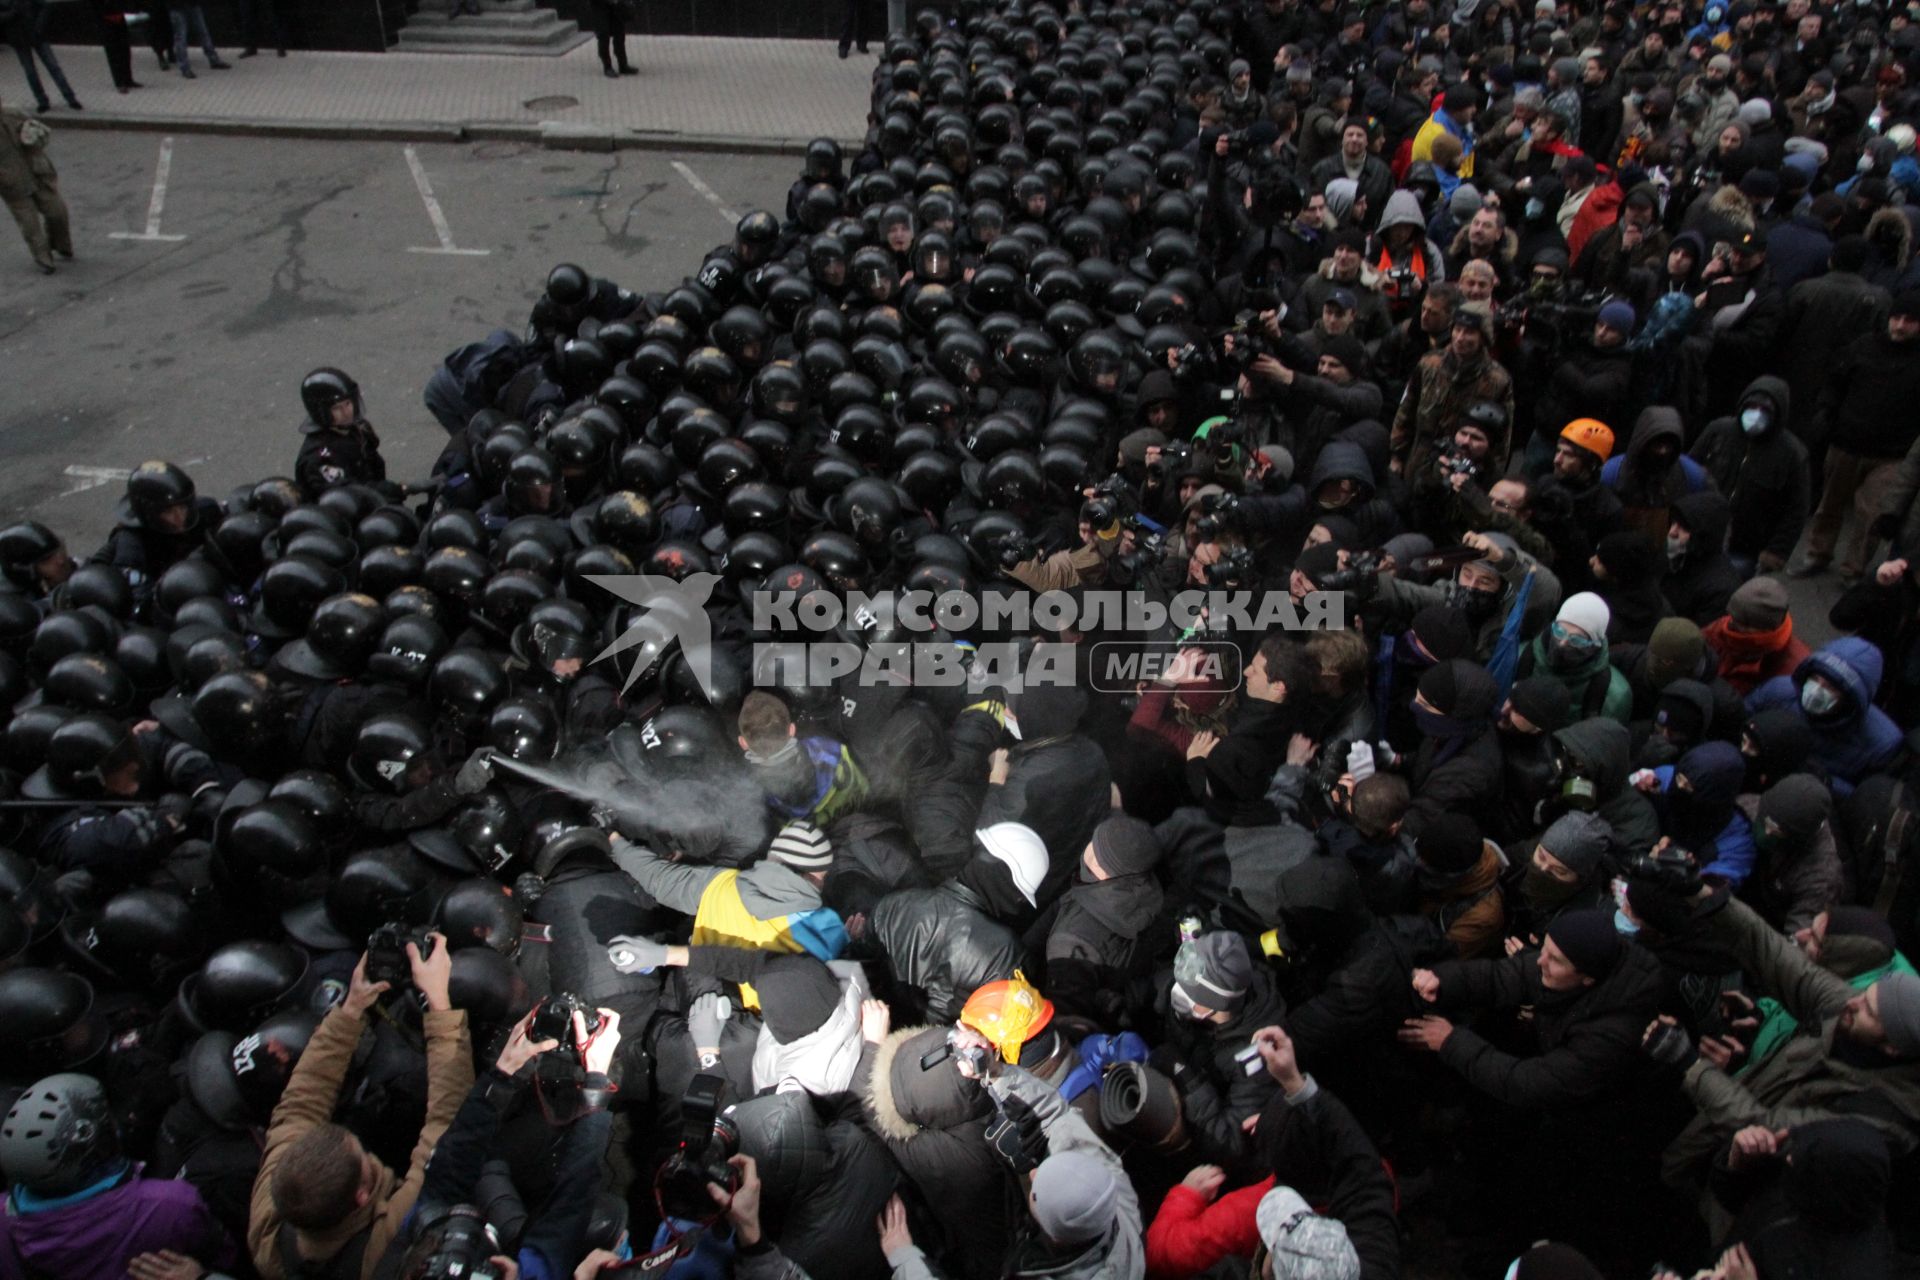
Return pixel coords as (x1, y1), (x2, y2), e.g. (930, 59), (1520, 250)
(1244, 330), (1381, 480)
(1391, 301), (1516, 478)
(1407, 404), (1512, 546)
(391, 1005), (621, 1280)
(248, 936), (471, 1280)
(1301, 229), (1393, 343)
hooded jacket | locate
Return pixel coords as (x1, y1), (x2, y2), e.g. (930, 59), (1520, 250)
(1601, 406), (1711, 544)
(1432, 938), (1665, 1109)
(1663, 899), (1920, 1186)
(1689, 377), (1810, 565)
(1368, 189), (1448, 314)
(857, 1026), (1012, 1280)
(1713, 1119), (1895, 1280)
(0, 1166), (235, 1280)
(980, 729), (1113, 906)
(1156, 965), (1289, 1171)
(1553, 718), (1663, 856)
(1046, 870), (1165, 1026)
(749, 959), (872, 1099)
(1734, 782), (1842, 936)
(1654, 741), (1758, 885)
(1747, 637), (1904, 795)
(1239, 437), (1399, 557)
(728, 1090), (897, 1280)
(1661, 491), (1745, 624)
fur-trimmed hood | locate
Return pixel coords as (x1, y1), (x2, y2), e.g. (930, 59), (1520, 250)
(862, 1024), (994, 1142)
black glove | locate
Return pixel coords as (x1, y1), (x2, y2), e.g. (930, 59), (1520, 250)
(995, 532), (1036, 569)
(156, 792), (193, 831)
(986, 1092), (1050, 1176)
(1642, 1019), (1697, 1068)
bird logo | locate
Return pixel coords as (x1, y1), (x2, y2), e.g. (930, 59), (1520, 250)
(587, 573), (722, 701)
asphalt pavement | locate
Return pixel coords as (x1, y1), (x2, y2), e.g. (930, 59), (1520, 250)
(6, 38), (874, 151)
(0, 132), (794, 550)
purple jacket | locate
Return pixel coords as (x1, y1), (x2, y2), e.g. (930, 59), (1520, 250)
(0, 1166), (235, 1280)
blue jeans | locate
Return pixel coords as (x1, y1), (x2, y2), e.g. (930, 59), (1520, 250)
(10, 38), (78, 107)
(171, 5), (219, 69)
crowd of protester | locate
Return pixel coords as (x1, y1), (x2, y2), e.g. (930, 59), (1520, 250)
(6, 0), (1920, 1276)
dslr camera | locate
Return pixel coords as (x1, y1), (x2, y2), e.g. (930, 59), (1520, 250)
(654, 1073), (741, 1221)
(366, 923), (435, 988)
(1435, 444), (1479, 481)
(530, 991), (606, 1047)
(413, 1206), (505, 1280)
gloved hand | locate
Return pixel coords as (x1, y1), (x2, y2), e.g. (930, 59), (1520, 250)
(1642, 1016), (1697, 1068)
(1344, 740), (1376, 782)
(453, 748), (494, 796)
(985, 1092), (1050, 1176)
(995, 532), (1036, 569)
(156, 792), (193, 832)
(607, 935), (668, 973)
(688, 992), (731, 1057)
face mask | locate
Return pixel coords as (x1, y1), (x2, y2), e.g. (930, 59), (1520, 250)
(1414, 704), (1468, 738)
(1801, 680), (1842, 716)
(1666, 534), (1688, 566)
(1451, 581), (1502, 623)
(1169, 984), (1205, 1020)
(1741, 406), (1771, 435)
(1525, 199), (1546, 220)
(1860, 153), (1876, 173)
(1613, 907), (1641, 936)
(1523, 862), (1582, 909)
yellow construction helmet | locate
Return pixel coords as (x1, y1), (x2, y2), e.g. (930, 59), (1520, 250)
(960, 970), (1056, 1063)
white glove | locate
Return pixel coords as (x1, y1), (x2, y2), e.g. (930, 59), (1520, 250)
(1345, 740), (1376, 782)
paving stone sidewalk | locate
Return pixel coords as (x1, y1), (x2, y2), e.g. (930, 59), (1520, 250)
(12, 37), (875, 151)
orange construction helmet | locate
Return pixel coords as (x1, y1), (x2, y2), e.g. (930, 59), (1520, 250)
(960, 971), (1055, 1063)
(1559, 418), (1615, 463)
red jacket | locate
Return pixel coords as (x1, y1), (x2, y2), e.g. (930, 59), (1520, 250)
(1144, 1176), (1274, 1279)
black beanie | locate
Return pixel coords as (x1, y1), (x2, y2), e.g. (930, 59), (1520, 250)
(1546, 909), (1622, 979)
(1408, 604), (1473, 661)
(1653, 688), (1709, 743)
(1295, 542), (1343, 587)
(1418, 659), (1499, 720)
(754, 955), (844, 1044)
(1417, 812), (1483, 874)
(1508, 675), (1571, 731)
(1091, 815), (1163, 878)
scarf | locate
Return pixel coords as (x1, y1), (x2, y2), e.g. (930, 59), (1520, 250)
(1702, 615), (1793, 691)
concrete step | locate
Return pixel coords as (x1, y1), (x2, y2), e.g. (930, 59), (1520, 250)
(406, 9), (564, 30)
(393, 15), (590, 54)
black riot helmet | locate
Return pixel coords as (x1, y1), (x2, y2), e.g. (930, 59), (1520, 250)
(595, 375), (657, 437)
(42, 713), (137, 798)
(113, 626), (170, 700)
(326, 845), (434, 942)
(0, 1073), (119, 1193)
(734, 210), (782, 262)
(805, 137), (842, 181)
(616, 441), (677, 496)
(1070, 329), (1129, 396)
(751, 362), (809, 425)
(0, 970), (107, 1078)
(485, 693), (559, 764)
(429, 648), (510, 735)
(505, 449), (563, 517)
(696, 438), (763, 497)
(270, 769), (352, 831)
(367, 613), (450, 688)
(476, 569), (552, 642)
(722, 481), (790, 537)
(0, 851), (62, 943)
(27, 611), (113, 683)
(832, 476), (903, 549)
(227, 1009), (321, 1124)
(435, 879), (524, 956)
(0, 522), (66, 592)
(205, 511), (275, 586)
(895, 449), (963, 512)
(448, 948), (535, 1030)
(358, 545), (424, 598)
(586, 491), (660, 557)
(43, 656), (136, 719)
(1000, 326), (1060, 385)
(424, 507), (490, 554)
(682, 347), (744, 409)
(63, 887), (200, 994)
(179, 941), (308, 1036)
(764, 275), (817, 330)
(546, 262), (591, 309)
(556, 338), (611, 401)
(721, 531), (792, 585)
(222, 798), (325, 877)
(191, 670), (279, 756)
(932, 329), (991, 388)
(300, 368), (362, 429)
(712, 306), (773, 370)
(125, 461), (199, 530)
(800, 530), (870, 592)
(279, 592), (385, 680)
(448, 788), (525, 877)
(981, 449), (1045, 512)
(251, 555), (345, 640)
(348, 709), (435, 793)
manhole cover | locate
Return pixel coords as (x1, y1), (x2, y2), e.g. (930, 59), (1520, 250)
(524, 95), (580, 112)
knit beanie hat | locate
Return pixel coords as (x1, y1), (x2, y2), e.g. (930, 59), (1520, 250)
(1654, 681), (1712, 743)
(1174, 931), (1255, 1015)
(1555, 592), (1611, 641)
(1538, 812), (1612, 881)
(1417, 812), (1484, 874)
(1030, 1150), (1120, 1244)
(1596, 299), (1636, 332)
(1507, 675), (1572, 731)
(1449, 183), (1485, 220)
(1119, 427), (1170, 464)
(1319, 333), (1369, 378)
(1418, 658), (1499, 720)
(1737, 98), (1772, 127)
(1728, 576), (1790, 632)
(1546, 908), (1622, 979)
(1873, 970), (1920, 1057)
(769, 820), (834, 872)
(1647, 618), (1705, 687)
(1755, 773), (1833, 844)
(1013, 684), (1087, 742)
(976, 823), (1049, 906)
(1408, 604), (1474, 662)
(755, 955), (844, 1043)
(1090, 815), (1162, 878)
(1255, 1186), (1362, 1280)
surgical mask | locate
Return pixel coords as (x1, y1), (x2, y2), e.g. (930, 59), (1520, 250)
(1613, 908), (1641, 936)
(1740, 406), (1770, 435)
(1801, 680), (1842, 716)
(1666, 534), (1688, 566)
(1860, 153), (1876, 173)
(1169, 984), (1203, 1019)
(1525, 198), (1546, 220)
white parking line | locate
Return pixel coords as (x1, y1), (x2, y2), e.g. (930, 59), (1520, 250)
(109, 137), (187, 243)
(60, 465), (130, 496)
(403, 147), (490, 257)
(671, 160), (739, 225)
